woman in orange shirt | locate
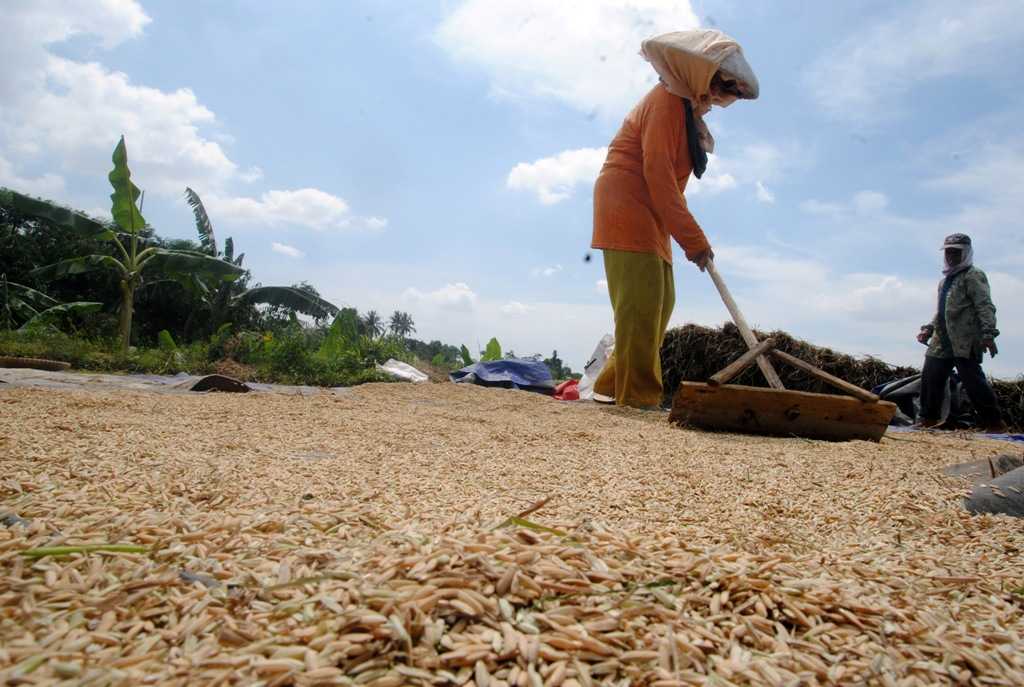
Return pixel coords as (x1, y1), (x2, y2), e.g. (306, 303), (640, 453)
(591, 31), (757, 409)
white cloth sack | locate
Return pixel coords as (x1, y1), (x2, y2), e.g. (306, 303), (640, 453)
(641, 29), (759, 103)
(578, 334), (614, 401)
(376, 359), (429, 383)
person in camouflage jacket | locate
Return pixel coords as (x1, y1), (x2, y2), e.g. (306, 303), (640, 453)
(916, 233), (1005, 432)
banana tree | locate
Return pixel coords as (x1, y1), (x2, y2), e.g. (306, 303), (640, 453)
(0, 274), (101, 331)
(183, 188), (340, 332)
(21, 137), (244, 352)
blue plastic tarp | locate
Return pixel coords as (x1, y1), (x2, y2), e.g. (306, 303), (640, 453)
(449, 360), (555, 395)
(887, 425), (1024, 444)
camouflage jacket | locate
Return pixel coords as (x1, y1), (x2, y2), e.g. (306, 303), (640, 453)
(923, 266), (999, 360)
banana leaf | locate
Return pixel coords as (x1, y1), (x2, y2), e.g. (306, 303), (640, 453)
(460, 344), (474, 366)
(31, 255), (127, 280)
(234, 286), (340, 319)
(185, 187), (217, 256)
(108, 136), (146, 234)
(0, 187), (113, 239)
(19, 302), (103, 330)
(482, 337), (502, 362)
(141, 249), (244, 281)
(2, 280), (60, 311)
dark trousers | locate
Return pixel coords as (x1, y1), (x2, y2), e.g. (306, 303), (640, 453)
(920, 355), (1002, 425)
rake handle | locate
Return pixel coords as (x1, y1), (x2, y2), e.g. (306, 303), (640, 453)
(705, 259), (786, 390)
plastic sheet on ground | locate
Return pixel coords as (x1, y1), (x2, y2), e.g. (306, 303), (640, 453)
(0, 367), (351, 396)
(963, 466), (1024, 518)
(887, 425), (1024, 444)
(376, 359), (429, 383)
(449, 359), (555, 395)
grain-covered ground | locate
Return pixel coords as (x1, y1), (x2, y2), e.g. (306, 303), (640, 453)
(1, 382), (1022, 686)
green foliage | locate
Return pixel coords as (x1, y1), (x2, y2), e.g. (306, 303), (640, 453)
(0, 329), (208, 375)
(157, 329), (177, 352)
(388, 310), (415, 338)
(543, 349), (578, 381)
(19, 138), (243, 352)
(481, 337), (502, 362)
(237, 285), (339, 322)
(405, 338), (461, 368)
(1, 274), (102, 332)
(19, 302), (102, 332)
(319, 309), (360, 359)
(185, 187), (216, 255)
(108, 136), (146, 234)
(362, 310), (383, 338)
(0, 187), (112, 239)
(460, 344), (473, 366)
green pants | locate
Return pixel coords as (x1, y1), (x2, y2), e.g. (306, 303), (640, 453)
(594, 249), (675, 408)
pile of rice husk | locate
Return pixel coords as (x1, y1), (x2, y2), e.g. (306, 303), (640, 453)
(1, 383), (1023, 685)
(661, 322), (1024, 431)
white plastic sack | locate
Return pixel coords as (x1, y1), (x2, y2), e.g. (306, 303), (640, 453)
(578, 334), (614, 401)
(376, 359), (429, 383)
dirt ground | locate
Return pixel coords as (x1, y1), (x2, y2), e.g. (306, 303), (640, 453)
(1, 381), (1022, 685)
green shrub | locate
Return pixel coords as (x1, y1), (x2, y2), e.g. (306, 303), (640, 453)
(0, 323), (403, 388)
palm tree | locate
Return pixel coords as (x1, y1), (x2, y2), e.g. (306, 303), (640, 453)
(183, 188), (340, 332)
(388, 310), (415, 339)
(362, 310), (383, 339)
(7, 137), (244, 352)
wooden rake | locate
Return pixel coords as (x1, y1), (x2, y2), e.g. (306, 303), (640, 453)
(668, 260), (897, 442)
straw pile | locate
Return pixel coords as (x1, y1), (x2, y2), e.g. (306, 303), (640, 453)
(2, 383), (1023, 685)
(661, 323), (1024, 430)
(660, 324), (918, 397)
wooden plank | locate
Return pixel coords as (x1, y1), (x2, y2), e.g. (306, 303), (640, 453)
(708, 338), (776, 387)
(769, 350), (879, 403)
(669, 382), (898, 442)
(705, 260), (785, 390)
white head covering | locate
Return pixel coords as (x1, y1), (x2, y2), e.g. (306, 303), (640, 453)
(640, 30), (759, 154)
(941, 233), (973, 276)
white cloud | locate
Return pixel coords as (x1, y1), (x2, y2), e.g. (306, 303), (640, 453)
(206, 189), (353, 230)
(363, 216), (388, 231)
(3, 49), (237, 197)
(0, 3), (382, 233)
(0, 155), (65, 197)
(685, 153), (737, 196)
(501, 301), (533, 315)
(507, 139), (796, 207)
(805, 1), (1024, 120)
(271, 242), (304, 259)
(799, 199), (844, 219)
(402, 282), (478, 312)
(240, 166), (264, 183)
(531, 264), (563, 278)
(755, 180), (775, 204)
(852, 190), (888, 215)
(508, 147), (606, 205)
(799, 190), (888, 221)
(714, 245), (828, 287)
(0, 0), (150, 105)
(436, 0), (699, 117)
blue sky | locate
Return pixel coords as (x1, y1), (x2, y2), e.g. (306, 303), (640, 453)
(2, 1), (1022, 376)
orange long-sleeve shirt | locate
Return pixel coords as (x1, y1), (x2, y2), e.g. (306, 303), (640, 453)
(591, 84), (709, 265)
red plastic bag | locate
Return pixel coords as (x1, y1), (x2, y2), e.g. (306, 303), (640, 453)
(553, 379), (580, 401)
